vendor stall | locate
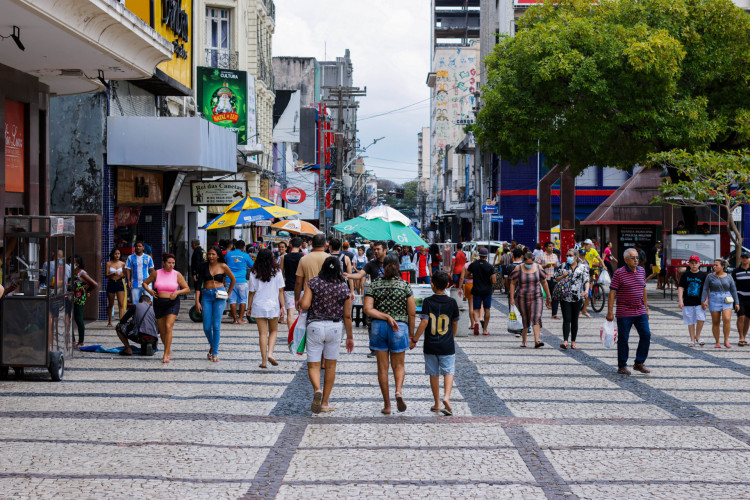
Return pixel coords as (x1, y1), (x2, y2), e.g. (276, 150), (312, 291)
(1, 216), (75, 380)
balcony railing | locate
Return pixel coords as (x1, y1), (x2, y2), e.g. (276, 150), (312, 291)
(205, 48), (239, 70)
(261, 0), (276, 21)
(258, 56), (275, 89)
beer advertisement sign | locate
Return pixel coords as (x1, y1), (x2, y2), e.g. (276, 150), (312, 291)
(197, 67), (248, 144)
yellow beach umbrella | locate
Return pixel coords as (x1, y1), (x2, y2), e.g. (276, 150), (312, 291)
(202, 196), (300, 230)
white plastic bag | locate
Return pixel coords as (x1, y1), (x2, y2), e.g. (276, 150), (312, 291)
(600, 320), (617, 348)
(288, 312), (308, 355)
(508, 305), (523, 334)
(598, 269), (611, 286)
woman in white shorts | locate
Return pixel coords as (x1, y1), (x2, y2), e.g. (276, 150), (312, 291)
(248, 249), (286, 368)
(299, 256), (354, 413)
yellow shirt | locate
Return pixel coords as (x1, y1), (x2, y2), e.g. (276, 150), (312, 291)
(585, 248), (601, 269)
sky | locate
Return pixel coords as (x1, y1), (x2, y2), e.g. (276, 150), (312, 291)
(273, 0), (431, 185)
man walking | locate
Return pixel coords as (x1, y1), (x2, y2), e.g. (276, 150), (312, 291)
(329, 238), (354, 297)
(606, 248), (651, 375)
(413, 246), (432, 284)
(678, 255), (707, 346)
(294, 233), (330, 306)
(461, 247), (496, 335)
(125, 241), (154, 305)
(538, 241), (560, 319)
(732, 251), (750, 346)
(347, 241), (388, 357)
(190, 239), (206, 288)
(225, 240), (254, 324)
(280, 237), (304, 327)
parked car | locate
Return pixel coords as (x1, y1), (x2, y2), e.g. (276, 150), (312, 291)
(462, 240), (506, 264)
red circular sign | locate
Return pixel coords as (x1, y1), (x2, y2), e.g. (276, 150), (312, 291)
(281, 187), (306, 204)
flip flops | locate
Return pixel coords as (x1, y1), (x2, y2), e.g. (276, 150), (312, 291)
(441, 399), (453, 416)
(311, 391), (323, 414)
(268, 357), (279, 366)
(395, 394), (407, 412)
(559, 343), (568, 350)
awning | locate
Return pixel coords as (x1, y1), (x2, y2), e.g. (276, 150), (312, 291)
(1, 0), (173, 95)
(107, 117), (238, 174)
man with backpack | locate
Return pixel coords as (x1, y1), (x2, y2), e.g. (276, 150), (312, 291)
(329, 238), (355, 297)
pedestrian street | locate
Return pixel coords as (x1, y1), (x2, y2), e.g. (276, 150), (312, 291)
(1, 284), (750, 499)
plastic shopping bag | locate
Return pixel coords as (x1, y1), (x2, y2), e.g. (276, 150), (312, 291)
(598, 269), (611, 286)
(288, 312), (308, 355)
(507, 305), (524, 334)
(600, 320), (617, 349)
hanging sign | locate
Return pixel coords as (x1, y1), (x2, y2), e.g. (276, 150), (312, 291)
(4, 100), (25, 193)
(190, 180), (247, 206)
(197, 67), (249, 144)
(281, 187), (307, 204)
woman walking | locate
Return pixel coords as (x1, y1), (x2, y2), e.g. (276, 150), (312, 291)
(71, 255), (99, 348)
(248, 249), (286, 368)
(353, 246), (368, 295)
(603, 241), (617, 277)
(509, 252), (552, 348)
(364, 254), (416, 414)
(299, 256), (354, 413)
(142, 253), (190, 363)
(701, 259), (740, 348)
(429, 243), (442, 274)
(554, 249), (590, 350)
(195, 246), (235, 362)
(105, 248), (127, 327)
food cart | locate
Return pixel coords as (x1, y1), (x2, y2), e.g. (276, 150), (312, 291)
(1, 216), (75, 380)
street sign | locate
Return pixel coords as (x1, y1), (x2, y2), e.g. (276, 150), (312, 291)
(482, 205), (499, 214)
(491, 214), (504, 223)
(733, 206), (742, 222)
(512, 219), (524, 226)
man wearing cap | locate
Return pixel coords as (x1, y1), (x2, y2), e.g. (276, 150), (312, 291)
(678, 255), (707, 346)
(732, 252), (750, 346)
(581, 239), (605, 317)
(462, 247), (496, 335)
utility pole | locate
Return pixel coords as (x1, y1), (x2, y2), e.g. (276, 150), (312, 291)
(318, 103), (326, 232)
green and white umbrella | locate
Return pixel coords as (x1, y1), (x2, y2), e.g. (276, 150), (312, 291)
(333, 216), (427, 247)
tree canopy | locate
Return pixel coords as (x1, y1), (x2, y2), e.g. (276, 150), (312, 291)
(475, 0), (750, 174)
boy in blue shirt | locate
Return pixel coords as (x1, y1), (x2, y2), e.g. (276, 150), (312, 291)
(225, 240), (254, 323)
(410, 270), (460, 415)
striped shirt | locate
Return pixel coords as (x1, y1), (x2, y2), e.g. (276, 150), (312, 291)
(610, 265), (647, 317)
(125, 253), (154, 288)
(732, 265), (750, 298)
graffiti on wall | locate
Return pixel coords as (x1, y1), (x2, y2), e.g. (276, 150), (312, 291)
(430, 46), (479, 177)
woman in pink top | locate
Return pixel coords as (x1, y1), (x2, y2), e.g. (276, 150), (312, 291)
(143, 253), (190, 363)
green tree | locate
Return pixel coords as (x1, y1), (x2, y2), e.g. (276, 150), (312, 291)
(402, 181), (418, 210)
(475, 0), (750, 175)
(650, 149), (750, 265)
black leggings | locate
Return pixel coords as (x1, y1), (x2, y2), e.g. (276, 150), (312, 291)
(73, 303), (85, 344)
(560, 299), (582, 342)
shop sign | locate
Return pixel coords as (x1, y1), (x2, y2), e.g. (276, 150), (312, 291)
(4, 100), (25, 193)
(281, 187), (307, 204)
(114, 207), (142, 228)
(254, 220), (271, 227)
(125, 0), (192, 89)
(197, 67), (249, 144)
(190, 180), (247, 206)
(117, 168), (163, 205)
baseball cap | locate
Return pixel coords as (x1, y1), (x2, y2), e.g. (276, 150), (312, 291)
(689, 255), (701, 262)
(478, 247), (489, 256)
(741, 252), (750, 258)
(578, 247), (587, 254)
(584, 239), (593, 245)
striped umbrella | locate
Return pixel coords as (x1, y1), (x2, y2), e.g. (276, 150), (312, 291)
(270, 219), (322, 236)
(202, 196), (300, 230)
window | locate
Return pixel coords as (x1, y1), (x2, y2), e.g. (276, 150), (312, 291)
(206, 7), (230, 50)
(576, 166), (598, 187)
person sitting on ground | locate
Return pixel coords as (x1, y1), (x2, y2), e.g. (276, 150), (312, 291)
(116, 294), (159, 356)
(410, 271), (459, 416)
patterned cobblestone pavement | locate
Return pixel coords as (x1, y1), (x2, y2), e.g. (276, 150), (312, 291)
(2, 285), (750, 499)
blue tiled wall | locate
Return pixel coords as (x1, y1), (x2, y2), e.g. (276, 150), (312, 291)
(97, 162), (115, 321)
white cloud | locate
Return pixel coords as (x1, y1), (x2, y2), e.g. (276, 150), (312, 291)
(273, 0), (430, 183)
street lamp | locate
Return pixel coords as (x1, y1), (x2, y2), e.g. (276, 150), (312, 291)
(358, 136), (386, 153)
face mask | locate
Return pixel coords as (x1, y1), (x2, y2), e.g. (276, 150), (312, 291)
(524, 263), (534, 269)
(567, 256), (575, 265)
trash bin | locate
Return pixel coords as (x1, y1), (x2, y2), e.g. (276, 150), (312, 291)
(450, 287), (470, 337)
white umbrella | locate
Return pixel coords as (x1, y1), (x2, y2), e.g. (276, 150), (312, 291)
(362, 205), (411, 226)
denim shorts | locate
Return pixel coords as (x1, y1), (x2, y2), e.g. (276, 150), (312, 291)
(682, 305), (706, 325)
(229, 283), (249, 305)
(708, 292), (733, 312)
(424, 353), (455, 376)
(369, 319), (409, 353)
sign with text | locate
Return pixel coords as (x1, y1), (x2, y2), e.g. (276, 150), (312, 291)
(4, 99), (25, 193)
(512, 219), (524, 226)
(491, 214), (504, 223)
(281, 187), (307, 204)
(190, 180), (248, 206)
(482, 204), (499, 214)
(197, 67), (249, 144)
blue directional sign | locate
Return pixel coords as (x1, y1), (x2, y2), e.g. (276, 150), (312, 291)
(482, 204), (499, 214)
(491, 214), (504, 223)
(511, 219), (524, 226)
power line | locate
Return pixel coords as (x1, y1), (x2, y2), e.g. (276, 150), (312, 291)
(358, 97), (431, 121)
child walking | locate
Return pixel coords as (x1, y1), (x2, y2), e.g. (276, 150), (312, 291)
(410, 271), (460, 415)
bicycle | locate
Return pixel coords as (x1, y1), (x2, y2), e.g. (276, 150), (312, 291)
(591, 280), (607, 313)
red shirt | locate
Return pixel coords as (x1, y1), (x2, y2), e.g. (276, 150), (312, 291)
(452, 251), (467, 275)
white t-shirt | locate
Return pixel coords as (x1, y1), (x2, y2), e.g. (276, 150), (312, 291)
(248, 270), (285, 318)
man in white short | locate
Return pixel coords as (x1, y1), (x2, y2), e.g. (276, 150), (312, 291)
(678, 255), (707, 346)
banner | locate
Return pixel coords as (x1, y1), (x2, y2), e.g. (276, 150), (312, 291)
(197, 67), (248, 144)
(190, 180), (248, 206)
(4, 99), (25, 193)
(247, 73), (257, 147)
